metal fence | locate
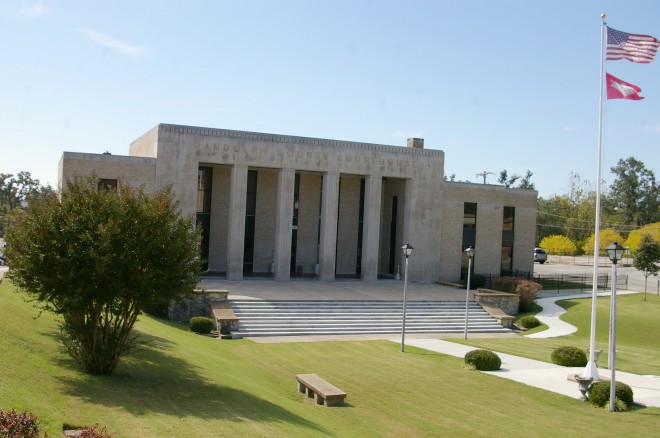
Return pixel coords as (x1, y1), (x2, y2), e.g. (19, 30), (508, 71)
(466, 271), (628, 293)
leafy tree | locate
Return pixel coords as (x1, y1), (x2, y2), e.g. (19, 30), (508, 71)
(624, 222), (660, 252)
(0, 171), (52, 237)
(539, 235), (577, 255)
(536, 173), (615, 250)
(582, 228), (624, 256)
(5, 176), (201, 374)
(609, 157), (659, 227)
(632, 234), (660, 300)
(498, 169), (535, 189)
(517, 170), (535, 190)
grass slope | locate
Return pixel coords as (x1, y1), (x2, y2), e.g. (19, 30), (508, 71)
(1, 281), (659, 437)
(455, 293), (660, 376)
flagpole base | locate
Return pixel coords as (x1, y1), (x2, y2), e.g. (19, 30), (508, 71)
(581, 360), (601, 381)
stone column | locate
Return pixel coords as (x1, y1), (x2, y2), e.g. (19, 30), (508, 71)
(319, 172), (340, 281)
(226, 164), (247, 280)
(274, 168), (295, 280)
(361, 175), (382, 280)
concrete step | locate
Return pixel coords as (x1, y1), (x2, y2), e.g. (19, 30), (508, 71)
(229, 300), (512, 338)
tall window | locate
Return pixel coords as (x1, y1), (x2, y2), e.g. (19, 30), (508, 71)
(291, 173), (300, 275)
(196, 167), (213, 271)
(243, 170), (257, 274)
(388, 196), (398, 274)
(462, 202), (477, 272)
(356, 178), (365, 276)
(501, 206), (515, 273)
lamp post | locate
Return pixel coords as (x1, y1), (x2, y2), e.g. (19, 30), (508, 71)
(400, 243), (414, 352)
(606, 241), (624, 412)
(464, 246), (475, 340)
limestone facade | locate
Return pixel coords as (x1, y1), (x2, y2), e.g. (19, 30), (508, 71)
(58, 123), (538, 283)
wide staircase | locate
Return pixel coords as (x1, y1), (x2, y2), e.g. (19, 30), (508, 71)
(229, 300), (512, 338)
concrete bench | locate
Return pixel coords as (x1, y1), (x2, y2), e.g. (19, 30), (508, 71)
(296, 374), (347, 407)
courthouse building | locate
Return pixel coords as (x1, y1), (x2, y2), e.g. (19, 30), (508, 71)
(59, 123), (537, 283)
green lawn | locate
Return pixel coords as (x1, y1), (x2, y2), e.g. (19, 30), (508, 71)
(455, 293), (660, 376)
(1, 280), (659, 437)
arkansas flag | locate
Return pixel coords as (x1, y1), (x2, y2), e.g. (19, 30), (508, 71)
(606, 73), (644, 100)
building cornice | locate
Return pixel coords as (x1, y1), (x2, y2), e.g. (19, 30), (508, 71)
(158, 123), (444, 157)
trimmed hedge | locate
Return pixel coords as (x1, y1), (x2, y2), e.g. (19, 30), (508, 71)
(589, 381), (634, 408)
(189, 316), (215, 334)
(518, 315), (541, 329)
(551, 346), (587, 367)
(464, 349), (501, 371)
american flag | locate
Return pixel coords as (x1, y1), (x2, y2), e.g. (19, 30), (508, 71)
(607, 27), (659, 63)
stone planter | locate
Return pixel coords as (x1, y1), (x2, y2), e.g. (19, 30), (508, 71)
(168, 289), (229, 322)
(474, 288), (520, 316)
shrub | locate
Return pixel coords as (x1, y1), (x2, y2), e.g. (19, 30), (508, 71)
(589, 381), (634, 408)
(0, 408), (40, 438)
(189, 316), (215, 334)
(551, 346), (587, 367)
(464, 349), (501, 371)
(518, 315), (541, 329)
(492, 276), (517, 293)
(492, 276), (542, 312)
(515, 280), (542, 312)
(79, 423), (113, 438)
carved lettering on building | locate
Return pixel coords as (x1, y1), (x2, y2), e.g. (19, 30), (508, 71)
(193, 142), (418, 175)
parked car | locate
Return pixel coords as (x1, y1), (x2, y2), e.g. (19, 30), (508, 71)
(534, 247), (547, 264)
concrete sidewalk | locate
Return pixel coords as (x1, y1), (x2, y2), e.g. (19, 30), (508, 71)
(401, 338), (660, 408)
(527, 291), (637, 339)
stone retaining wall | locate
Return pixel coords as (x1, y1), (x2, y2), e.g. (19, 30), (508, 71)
(168, 289), (229, 322)
(474, 288), (520, 315)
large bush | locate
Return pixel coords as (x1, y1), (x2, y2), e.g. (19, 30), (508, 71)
(550, 346), (587, 367)
(492, 276), (542, 312)
(464, 349), (501, 371)
(5, 176), (202, 374)
(539, 235), (577, 255)
(625, 222), (660, 252)
(190, 316), (215, 334)
(589, 381), (634, 408)
(582, 228), (624, 256)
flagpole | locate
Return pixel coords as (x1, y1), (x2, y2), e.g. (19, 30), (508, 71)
(582, 13), (607, 381)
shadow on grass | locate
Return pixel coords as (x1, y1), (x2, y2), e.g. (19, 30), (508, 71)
(54, 330), (328, 434)
(556, 300), (581, 310)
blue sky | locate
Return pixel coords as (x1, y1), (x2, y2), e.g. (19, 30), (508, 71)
(1, 0), (659, 198)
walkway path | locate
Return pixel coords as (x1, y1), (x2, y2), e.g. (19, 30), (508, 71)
(526, 290), (637, 339)
(402, 338), (660, 408)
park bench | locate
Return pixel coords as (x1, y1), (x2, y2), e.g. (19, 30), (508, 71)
(295, 374), (347, 407)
